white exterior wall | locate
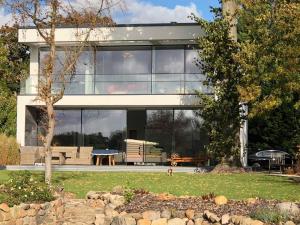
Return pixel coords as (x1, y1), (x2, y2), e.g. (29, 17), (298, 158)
(17, 24), (201, 146)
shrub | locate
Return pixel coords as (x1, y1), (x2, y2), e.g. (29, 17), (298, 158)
(0, 133), (20, 165)
(2, 171), (54, 206)
(250, 208), (289, 224)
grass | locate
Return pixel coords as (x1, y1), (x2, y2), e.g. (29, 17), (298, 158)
(0, 171), (299, 201)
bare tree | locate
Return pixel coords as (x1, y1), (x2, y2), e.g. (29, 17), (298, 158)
(3, 0), (124, 184)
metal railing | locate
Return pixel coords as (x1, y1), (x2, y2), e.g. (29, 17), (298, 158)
(20, 74), (211, 95)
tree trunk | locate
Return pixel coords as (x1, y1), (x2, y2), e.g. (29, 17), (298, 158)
(44, 103), (55, 184)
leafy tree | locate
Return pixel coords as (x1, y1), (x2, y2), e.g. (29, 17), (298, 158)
(236, 0), (300, 153)
(0, 26), (29, 136)
(192, 5), (244, 164)
(236, 0), (300, 116)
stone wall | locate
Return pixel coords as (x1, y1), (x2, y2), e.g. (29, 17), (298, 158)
(0, 198), (64, 225)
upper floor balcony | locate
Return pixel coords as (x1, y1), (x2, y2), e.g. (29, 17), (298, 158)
(20, 45), (211, 95)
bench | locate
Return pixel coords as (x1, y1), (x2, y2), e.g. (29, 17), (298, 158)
(168, 156), (209, 166)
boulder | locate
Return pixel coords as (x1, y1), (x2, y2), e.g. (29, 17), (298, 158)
(171, 210), (185, 219)
(128, 213), (143, 220)
(137, 219), (152, 225)
(214, 196), (228, 205)
(246, 198), (257, 204)
(204, 210), (220, 223)
(0, 203), (10, 213)
(221, 214), (230, 225)
(284, 221), (296, 225)
(86, 191), (101, 200)
(276, 202), (300, 216)
(167, 218), (186, 225)
(194, 218), (204, 225)
(185, 209), (195, 219)
(95, 213), (105, 225)
(161, 209), (171, 219)
(151, 218), (168, 225)
(186, 220), (194, 225)
(109, 195), (126, 207)
(105, 207), (119, 218)
(142, 211), (160, 221)
(111, 216), (136, 225)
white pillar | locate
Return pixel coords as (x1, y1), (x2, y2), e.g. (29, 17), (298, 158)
(240, 104), (248, 167)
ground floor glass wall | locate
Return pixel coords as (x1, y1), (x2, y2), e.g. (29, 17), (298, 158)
(25, 107), (208, 164)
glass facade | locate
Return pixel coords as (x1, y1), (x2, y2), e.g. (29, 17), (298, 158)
(25, 107), (208, 164)
(33, 46), (210, 95)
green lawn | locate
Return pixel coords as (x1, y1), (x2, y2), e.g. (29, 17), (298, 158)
(0, 171), (299, 201)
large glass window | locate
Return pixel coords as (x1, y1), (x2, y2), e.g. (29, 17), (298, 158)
(96, 47), (151, 75)
(53, 110), (82, 146)
(82, 110), (126, 151)
(153, 47), (184, 73)
(174, 110), (206, 157)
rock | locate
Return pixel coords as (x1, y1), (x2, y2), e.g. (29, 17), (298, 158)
(221, 214), (230, 225)
(16, 209), (27, 218)
(87, 199), (106, 208)
(0, 203), (10, 213)
(230, 215), (244, 225)
(185, 209), (195, 219)
(201, 221), (211, 225)
(171, 210), (185, 219)
(0, 211), (12, 221)
(246, 198), (257, 204)
(276, 202), (300, 216)
(86, 191), (101, 200)
(167, 218), (186, 225)
(105, 207), (119, 218)
(95, 213), (105, 225)
(120, 211), (128, 216)
(194, 218), (204, 225)
(110, 195), (126, 207)
(204, 210), (220, 223)
(138, 219), (152, 225)
(156, 193), (176, 201)
(111, 216), (136, 225)
(128, 213), (143, 220)
(284, 221), (296, 225)
(186, 220), (194, 225)
(152, 218), (168, 225)
(214, 196), (228, 205)
(112, 186), (125, 194)
(161, 209), (171, 219)
(250, 220), (264, 225)
(194, 212), (203, 219)
(108, 203), (118, 209)
(142, 211), (160, 221)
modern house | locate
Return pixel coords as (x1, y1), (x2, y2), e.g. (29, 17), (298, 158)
(16, 23), (247, 166)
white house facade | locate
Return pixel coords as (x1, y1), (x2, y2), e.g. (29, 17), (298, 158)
(17, 23), (247, 166)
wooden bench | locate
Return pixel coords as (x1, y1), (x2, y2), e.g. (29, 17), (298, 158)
(168, 156), (209, 166)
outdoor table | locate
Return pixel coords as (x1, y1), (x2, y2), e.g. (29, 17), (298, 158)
(92, 149), (119, 166)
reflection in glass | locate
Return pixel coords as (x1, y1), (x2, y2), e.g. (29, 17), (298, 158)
(153, 48), (184, 73)
(96, 48), (151, 75)
(145, 110), (174, 161)
(82, 110), (126, 151)
(53, 110), (82, 146)
(174, 110), (208, 157)
(185, 49), (201, 74)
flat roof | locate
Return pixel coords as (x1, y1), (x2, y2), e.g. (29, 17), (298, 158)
(20, 22), (199, 29)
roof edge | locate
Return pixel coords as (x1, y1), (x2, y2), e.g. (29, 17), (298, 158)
(19, 22), (199, 29)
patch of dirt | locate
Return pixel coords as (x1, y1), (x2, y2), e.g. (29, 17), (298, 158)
(210, 164), (247, 174)
(117, 193), (278, 217)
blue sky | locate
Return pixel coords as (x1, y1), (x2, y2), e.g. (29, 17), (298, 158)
(115, 0), (221, 24)
(0, 0), (221, 26)
(142, 0), (220, 20)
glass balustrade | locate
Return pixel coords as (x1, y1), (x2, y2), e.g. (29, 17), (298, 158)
(20, 73), (211, 95)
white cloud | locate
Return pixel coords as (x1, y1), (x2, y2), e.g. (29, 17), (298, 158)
(115, 0), (202, 24)
(0, 8), (12, 26)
